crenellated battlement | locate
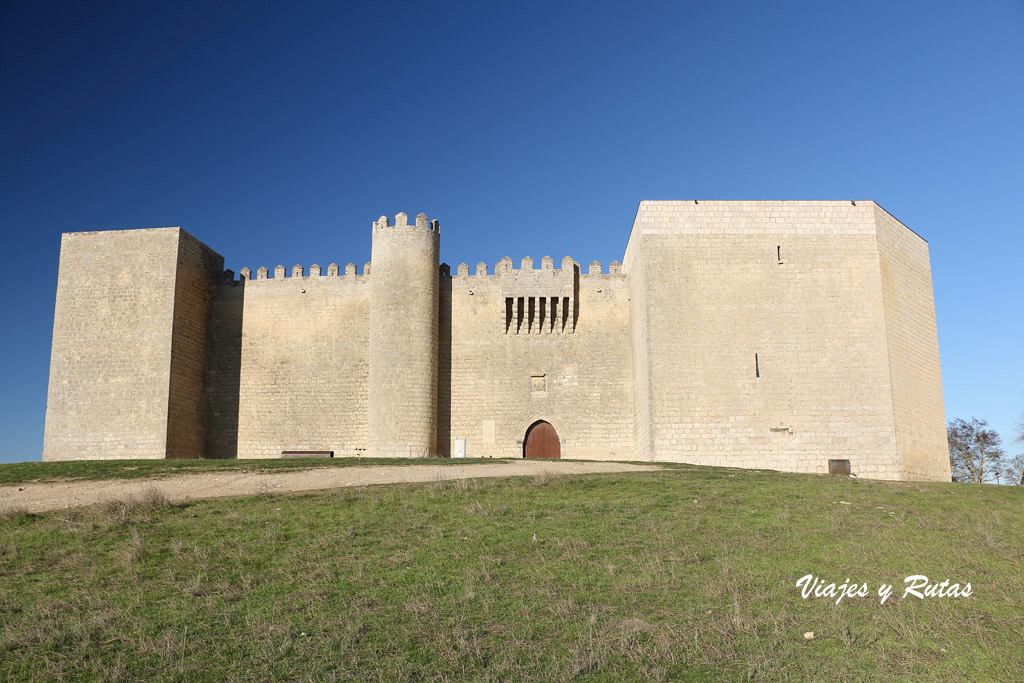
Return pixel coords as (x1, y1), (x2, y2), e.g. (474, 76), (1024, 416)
(223, 249), (621, 287)
(372, 212), (440, 232)
(583, 260), (623, 275)
(446, 255), (624, 278)
(229, 261), (371, 283)
(441, 253), (625, 336)
(449, 255), (575, 278)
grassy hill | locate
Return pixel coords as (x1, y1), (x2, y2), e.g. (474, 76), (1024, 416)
(1, 461), (1022, 680)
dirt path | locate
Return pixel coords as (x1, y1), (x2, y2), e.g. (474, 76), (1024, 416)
(1, 460), (661, 514)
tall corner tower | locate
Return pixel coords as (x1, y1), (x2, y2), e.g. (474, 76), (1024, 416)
(367, 211), (440, 457)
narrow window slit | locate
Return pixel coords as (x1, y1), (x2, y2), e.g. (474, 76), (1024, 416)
(505, 297), (513, 333)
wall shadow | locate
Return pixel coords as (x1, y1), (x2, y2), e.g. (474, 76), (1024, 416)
(203, 280), (244, 458)
(437, 271), (452, 457)
(572, 263), (580, 330)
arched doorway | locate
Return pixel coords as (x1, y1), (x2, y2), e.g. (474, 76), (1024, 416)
(523, 420), (560, 459)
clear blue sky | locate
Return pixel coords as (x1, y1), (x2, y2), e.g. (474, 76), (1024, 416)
(1, 1), (1021, 464)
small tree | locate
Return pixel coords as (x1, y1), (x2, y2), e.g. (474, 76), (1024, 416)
(948, 417), (1005, 484)
(1004, 453), (1024, 487)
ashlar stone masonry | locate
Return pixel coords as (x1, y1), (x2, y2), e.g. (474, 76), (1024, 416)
(43, 201), (950, 481)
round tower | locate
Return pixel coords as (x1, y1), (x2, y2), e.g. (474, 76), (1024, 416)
(367, 211), (440, 457)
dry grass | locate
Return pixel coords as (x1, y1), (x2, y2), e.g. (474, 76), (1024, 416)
(0, 505), (30, 520)
(101, 485), (173, 525)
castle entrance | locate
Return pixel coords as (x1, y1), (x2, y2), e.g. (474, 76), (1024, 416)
(523, 421), (560, 459)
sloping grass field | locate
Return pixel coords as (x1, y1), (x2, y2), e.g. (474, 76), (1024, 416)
(1, 461), (1022, 680)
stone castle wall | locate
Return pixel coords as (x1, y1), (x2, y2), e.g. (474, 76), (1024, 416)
(42, 202), (950, 482)
(210, 264), (372, 459)
(166, 230), (224, 459)
(442, 258), (634, 460)
(624, 231), (653, 462)
(625, 201), (916, 479)
(874, 206), (949, 480)
(43, 228), (218, 460)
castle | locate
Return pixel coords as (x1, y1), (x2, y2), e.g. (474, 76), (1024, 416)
(42, 200), (950, 481)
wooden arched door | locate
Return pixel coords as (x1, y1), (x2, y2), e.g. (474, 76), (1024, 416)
(524, 421), (560, 459)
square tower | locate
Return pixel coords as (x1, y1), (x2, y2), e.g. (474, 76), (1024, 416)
(43, 227), (223, 460)
(623, 200), (948, 481)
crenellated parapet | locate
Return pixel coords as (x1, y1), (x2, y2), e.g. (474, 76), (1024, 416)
(373, 211), (440, 233)
(444, 252), (624, 334)
(502, 255), (577, 334)
(444, 254), (580, 334)
(447, 253), (623, 280)
(450, 255), (581, 279)
(227, 260), (370, 283)
(583, 260), (626, 276)
(214, 211), (625, 347)
(223, 211), (442, 286)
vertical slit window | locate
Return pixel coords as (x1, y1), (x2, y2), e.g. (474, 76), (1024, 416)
(505, 298), (513, 333)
